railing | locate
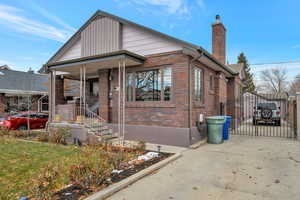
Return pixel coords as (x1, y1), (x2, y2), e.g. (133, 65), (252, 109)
(75, 105), (108, 136)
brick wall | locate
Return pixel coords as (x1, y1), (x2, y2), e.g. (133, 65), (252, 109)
(191, 61), (227, 126)
(108, 51), (190, 128)
(98, 70), (109, 121)
(212, 22), (226, 65)
(55, 76), (65, 105)
(0, 93), (5, 113)
(226, 76), (243, 127)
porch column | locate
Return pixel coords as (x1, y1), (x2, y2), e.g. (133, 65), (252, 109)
(296, 92), (300, 140)
(98, 69), (109, 121)
(0, 93), (5, 114)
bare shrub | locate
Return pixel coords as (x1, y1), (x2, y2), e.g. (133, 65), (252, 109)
(49, 128), (71, 145)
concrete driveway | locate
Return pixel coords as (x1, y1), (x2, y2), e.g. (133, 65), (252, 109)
(108, 136), (300, 200)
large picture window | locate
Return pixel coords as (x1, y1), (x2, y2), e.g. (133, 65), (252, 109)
(194, 68), (203, 102)
(126, 67), (172, 102)
(136, 69), (161, 101)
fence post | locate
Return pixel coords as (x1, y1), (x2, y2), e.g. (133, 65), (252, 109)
(296, 92), (300, 140)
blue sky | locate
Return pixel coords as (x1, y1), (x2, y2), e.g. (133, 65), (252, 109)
(0, 0), (299, 81)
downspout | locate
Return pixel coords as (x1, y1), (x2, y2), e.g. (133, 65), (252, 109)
(188, 50), (204, 146)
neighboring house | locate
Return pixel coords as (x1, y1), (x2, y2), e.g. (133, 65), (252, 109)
(41, 11), (245, 147)
(0, 67), (49, 113)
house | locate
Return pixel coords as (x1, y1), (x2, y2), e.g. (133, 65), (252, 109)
(41, 11), (245, 147)
(0, 67), (49, 113)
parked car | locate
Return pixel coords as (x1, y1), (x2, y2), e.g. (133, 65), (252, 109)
(253, 103), (281, 126)
(0, 112), (48, 130)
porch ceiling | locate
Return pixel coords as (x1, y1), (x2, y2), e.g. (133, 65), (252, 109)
(45, 50), (146, 79)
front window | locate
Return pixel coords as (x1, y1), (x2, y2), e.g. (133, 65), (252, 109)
(136, 69), (161, 101)
(127, 67), (172, 102)
(194, 68), (203, 102)
(163, 67), (172, 101)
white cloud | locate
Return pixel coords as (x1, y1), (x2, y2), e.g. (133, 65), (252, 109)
(292, 44), (300, 49)
(128, 0), (203, 17)
(0, 4), (73, 42)
(24, 0), (76, 32)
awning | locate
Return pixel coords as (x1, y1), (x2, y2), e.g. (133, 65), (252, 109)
(44, 50), (146, 79)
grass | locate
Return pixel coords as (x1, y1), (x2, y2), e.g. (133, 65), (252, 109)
(0, 137), (79, 199)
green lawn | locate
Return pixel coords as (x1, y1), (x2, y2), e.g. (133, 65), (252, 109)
(0, 138), (79, 199)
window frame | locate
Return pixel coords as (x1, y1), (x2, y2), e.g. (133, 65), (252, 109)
(126, 66), (173, 102)
(194, 66), (204, 103)
(209, 73), (214, 91)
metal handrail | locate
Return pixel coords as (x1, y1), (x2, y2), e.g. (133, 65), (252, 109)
(75, 105), (108, 136)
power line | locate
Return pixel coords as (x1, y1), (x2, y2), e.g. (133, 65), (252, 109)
(250, 60), (300, 66)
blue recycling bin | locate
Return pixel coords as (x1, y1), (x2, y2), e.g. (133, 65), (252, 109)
(223, 116), (232, 140)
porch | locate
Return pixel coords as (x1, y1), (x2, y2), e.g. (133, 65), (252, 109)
(46, 50), (146, 143)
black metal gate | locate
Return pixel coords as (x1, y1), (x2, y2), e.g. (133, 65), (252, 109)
(231, 92), (296, 138)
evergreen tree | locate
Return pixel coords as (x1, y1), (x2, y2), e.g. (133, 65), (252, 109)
(237, 52), (256, 92)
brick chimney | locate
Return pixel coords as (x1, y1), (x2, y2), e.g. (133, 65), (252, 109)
(212, 15), (226, 65)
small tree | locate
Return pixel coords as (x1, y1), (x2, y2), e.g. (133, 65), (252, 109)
(237, 53), (255, 92)
(259, 68), (288, 93)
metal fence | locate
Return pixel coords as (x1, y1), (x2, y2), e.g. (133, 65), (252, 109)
(231, 92), (296, 138)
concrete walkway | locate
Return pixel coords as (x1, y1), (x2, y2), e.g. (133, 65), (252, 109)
(108, 136), (300, 200)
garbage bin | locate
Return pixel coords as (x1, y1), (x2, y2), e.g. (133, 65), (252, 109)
(206, 116), (226, 144)
(223, 116), (232, 140)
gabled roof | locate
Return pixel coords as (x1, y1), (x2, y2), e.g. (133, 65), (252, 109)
(0, 69), (48, 94)
(41, 10), (236, 76)
(228, 63), (244, 73)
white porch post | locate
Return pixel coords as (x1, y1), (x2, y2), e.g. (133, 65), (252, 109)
(118, 59), (126, 146)
(118, 61), (121, 143)
(52, 70), (56, 120)
(122, 60), (126, 145)
(83, 65), (86, 116)
(80, 66), (83, 118)
(49, 72), (52, 121)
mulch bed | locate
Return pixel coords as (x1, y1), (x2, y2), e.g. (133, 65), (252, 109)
(54, 152), (172, 200)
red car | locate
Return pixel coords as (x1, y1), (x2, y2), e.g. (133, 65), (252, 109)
(0, 112), (48, 130)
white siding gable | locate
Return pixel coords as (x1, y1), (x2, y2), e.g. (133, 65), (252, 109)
(57, 39), (81, 61)
(122, 25), (182, 56)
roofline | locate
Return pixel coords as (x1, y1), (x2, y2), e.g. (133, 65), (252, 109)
(44, 50), (146, 70)
(42, 9), (236, 76)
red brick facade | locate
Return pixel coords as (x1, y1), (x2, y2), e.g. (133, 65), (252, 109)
(212, 22), (226, 65)
(226, 76), (243, 127)
(109, 51), (190, 128)
(95, 51), (230, 129)
(191, 60), (228, 126)
(55, 76), (65, 105)
(98, 69), (109, 121)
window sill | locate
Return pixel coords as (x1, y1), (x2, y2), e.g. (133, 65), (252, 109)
(126, 101), (176, 108)
(193, 102), (205, 108)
